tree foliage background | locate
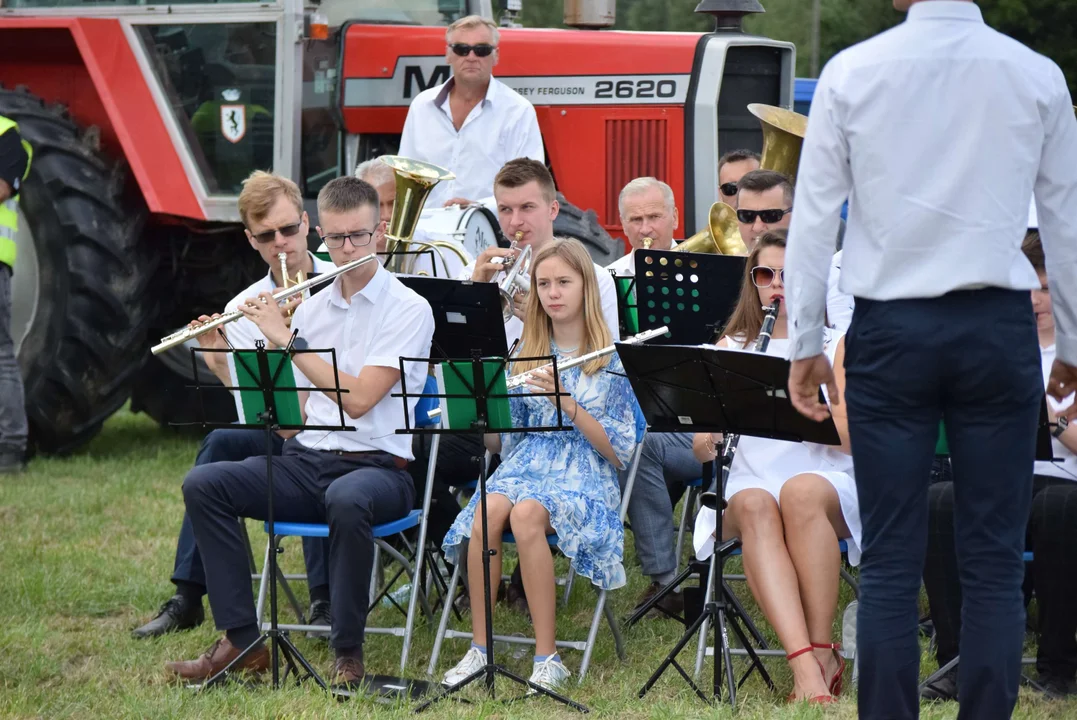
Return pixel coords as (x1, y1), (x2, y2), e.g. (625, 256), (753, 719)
(513, 1), (1077, 98)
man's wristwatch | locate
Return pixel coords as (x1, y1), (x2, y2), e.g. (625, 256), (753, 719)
(1052, 415), (1069, 439)
(290, 335), (309, 352)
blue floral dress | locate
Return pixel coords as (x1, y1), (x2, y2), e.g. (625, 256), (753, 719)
(441, 347), (639, 590)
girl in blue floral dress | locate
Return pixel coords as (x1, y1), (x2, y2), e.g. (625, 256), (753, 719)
(441, 238), (638, 693)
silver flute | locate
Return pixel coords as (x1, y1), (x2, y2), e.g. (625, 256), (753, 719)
(426, 326), (668, 421)
(151, 254), (379, 355)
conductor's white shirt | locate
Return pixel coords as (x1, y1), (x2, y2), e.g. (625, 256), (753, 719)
(399, 76), (544, 209)
(290, 264), (434, 459)
(786, 0), (1077, 365)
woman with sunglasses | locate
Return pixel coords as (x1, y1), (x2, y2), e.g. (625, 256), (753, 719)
(691, 229), (860, 704)
(440, 238), (638, 694)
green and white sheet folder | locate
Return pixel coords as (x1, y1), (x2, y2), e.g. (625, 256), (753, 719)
(434, 359), (512, 431)
(231, 350), (304, 425)
(613, 275), (639, 336)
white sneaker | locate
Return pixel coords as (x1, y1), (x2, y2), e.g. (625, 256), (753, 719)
(527, 656), (571, 695)
(442, 646), (487, 687)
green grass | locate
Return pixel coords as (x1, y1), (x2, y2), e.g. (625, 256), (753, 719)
(1, 408), (1073, 719)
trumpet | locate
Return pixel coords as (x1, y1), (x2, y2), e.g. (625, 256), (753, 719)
(278, 252), (306, 321)
(494, 232), (531, 323)
(151, 254), (379, 355)
(425, 326), (668, 421)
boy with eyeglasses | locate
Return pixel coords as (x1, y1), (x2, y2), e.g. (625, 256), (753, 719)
(133, 171), (337, 641)
(398, 15), (544, 210)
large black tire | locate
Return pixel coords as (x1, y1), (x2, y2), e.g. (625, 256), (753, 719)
(553, 194), (625, 267)
(0, 85), (158, 454)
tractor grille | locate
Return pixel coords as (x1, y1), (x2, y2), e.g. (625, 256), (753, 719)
(605, 118), (668, 221)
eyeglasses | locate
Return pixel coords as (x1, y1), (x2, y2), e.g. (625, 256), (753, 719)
(751, 265), (785, 288)
(737, 207), (792, 224)
(449, 43), (496, 57)
(249, 220), (303, 244)
(321, 230), (374, 249)
(720, 182), (739, 197)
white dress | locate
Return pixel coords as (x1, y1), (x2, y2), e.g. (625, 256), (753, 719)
(693, 330), (863, 565)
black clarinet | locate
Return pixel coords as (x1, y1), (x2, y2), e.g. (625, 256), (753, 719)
(699, 297), (781, 510)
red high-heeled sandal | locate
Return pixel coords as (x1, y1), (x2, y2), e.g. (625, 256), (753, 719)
(812, 642), (846, 696)
(785, 646), (835, 704)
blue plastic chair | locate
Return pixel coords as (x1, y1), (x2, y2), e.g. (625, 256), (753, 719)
(427, 400), (649, 683)
(253, 374), (443, 672)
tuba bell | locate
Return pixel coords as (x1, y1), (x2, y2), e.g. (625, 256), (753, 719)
(380, 156), (472, 275)
(747, 103), (808, 181)
(676, 201), (747, 255)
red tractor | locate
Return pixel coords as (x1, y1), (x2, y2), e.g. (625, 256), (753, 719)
(0, 0), (794, 454)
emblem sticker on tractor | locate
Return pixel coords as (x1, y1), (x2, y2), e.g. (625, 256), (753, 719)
(220, 104), (246, 144)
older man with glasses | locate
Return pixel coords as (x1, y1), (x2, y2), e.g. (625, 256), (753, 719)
(398, 14), (544, 210)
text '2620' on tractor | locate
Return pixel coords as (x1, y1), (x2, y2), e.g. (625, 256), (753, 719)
(0, 0), (794, 454)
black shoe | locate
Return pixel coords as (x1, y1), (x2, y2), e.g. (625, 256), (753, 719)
(920, 667), (958, 702)
(0, 452), (25, 474)
(505, 565), (529, 618)
(633, 582), (685, 620)
(132, 594), (204, 639)
(306, 600), (331, 640)
(1040, 674), (1077, 700)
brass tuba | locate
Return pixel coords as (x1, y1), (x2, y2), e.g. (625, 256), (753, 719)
(747, 103), (808, 181)
(380, 156), (472, 275)
(676, 201), (747, 255)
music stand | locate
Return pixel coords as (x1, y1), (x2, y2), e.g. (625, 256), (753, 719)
(632, 249), (746, 345)
(611, 271), (639, 338)
(396, 276), (509, 362)
(395, 343), (585, 712)
(616, 342), (839, 706)
(184, 334), (354, 693)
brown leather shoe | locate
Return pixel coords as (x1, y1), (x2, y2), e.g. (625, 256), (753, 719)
(330, 656), (366, 698)
(633, 582), (685, 620)
(165, 636), (270, 681)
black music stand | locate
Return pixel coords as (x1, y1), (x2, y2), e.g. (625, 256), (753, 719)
(380, 248), (440, 276)
(633, 249), (746, 345)
(185, 334), (354, 693)
(396, 343), (585, 712)
(616, 342), (839, 706)
(397, 276), (510, 362)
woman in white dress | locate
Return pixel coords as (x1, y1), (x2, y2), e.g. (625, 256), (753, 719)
(691, 230), (860, 704)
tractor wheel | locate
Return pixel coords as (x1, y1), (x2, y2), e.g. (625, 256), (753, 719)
(553, 194), (624, 267)
(1, 84), (157, 455)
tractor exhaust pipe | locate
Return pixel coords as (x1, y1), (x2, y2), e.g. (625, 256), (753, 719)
(564, 0), (616, 29)
(694, 0), (766, 33)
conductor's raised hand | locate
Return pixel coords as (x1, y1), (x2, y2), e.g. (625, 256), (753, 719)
(238, 291), (291, 347)
(472, 246), (517, 283)
(789, 353), (839, 423)
(1047, 359), (1077, 422)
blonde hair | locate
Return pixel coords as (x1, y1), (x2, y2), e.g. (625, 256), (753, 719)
(238, 171), (303, 228)
(446, 14), (500, 45)
(511, 238), (612, 377)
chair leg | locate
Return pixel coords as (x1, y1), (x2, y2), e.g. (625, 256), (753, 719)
(562, 567), (576, 606)
(694, 553), (718, 679)
(840, 565), (860, 600)
(427, 557), (463, 678)
(369, 543), (381, 607)
(577, 588), (608, 683)
(255, 539), (272, 627)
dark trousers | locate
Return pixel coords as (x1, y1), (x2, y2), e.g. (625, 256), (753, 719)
(844, 289), (1042, 720)
(408, 432), (487, 550)
(183, 441), (414, 650)
(171, 428), (330, 593)
(924, 475), (1077, 681)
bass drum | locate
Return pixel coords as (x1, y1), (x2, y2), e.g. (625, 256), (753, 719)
(414, 203), (506, 265)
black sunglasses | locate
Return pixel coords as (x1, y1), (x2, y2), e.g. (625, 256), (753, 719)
(321, 230), (374, 249)
(720, 182), (739, 197)
(737, 207), (793, 225)
(250, 221), (303, 244)
(450, 43), (496, 57)
(751, 265), (786, 288)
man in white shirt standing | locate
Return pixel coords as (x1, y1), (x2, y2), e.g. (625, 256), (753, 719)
(784, 2), (1077, 717)
(398, 15), (544, 210)
(133, 171), (336, 641)
(167, 177), (435, 694)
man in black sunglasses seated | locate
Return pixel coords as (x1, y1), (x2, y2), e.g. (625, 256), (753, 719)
(736, 169), (853, 333)
(398, 15), (544, 210)
(133, 171), (337, 641)
(718, 149), (760, 209)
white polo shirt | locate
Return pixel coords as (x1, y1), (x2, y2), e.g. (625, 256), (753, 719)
(457, 257), (620, 352)
(223, 253), (336, 416)
(290, 264), (435, 459)
(398, 76), (545, 209)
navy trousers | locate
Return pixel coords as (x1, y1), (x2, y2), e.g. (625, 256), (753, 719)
(843, 289), (1042, 720)
(183, 441), (414, 650)
(171, 428), (330, 593)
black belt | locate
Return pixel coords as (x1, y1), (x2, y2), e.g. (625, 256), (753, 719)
(322, 448), (408, 470)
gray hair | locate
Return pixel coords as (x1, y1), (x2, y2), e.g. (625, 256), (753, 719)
(619, 177), (675, 218)
(354, 157), (394, 186)
(446, 15), (500, 45)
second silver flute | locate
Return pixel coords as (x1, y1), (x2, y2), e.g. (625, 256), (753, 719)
(151, 254), (379, 355)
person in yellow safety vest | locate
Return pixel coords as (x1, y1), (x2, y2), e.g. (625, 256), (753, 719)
(0, 114), (32, 474)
